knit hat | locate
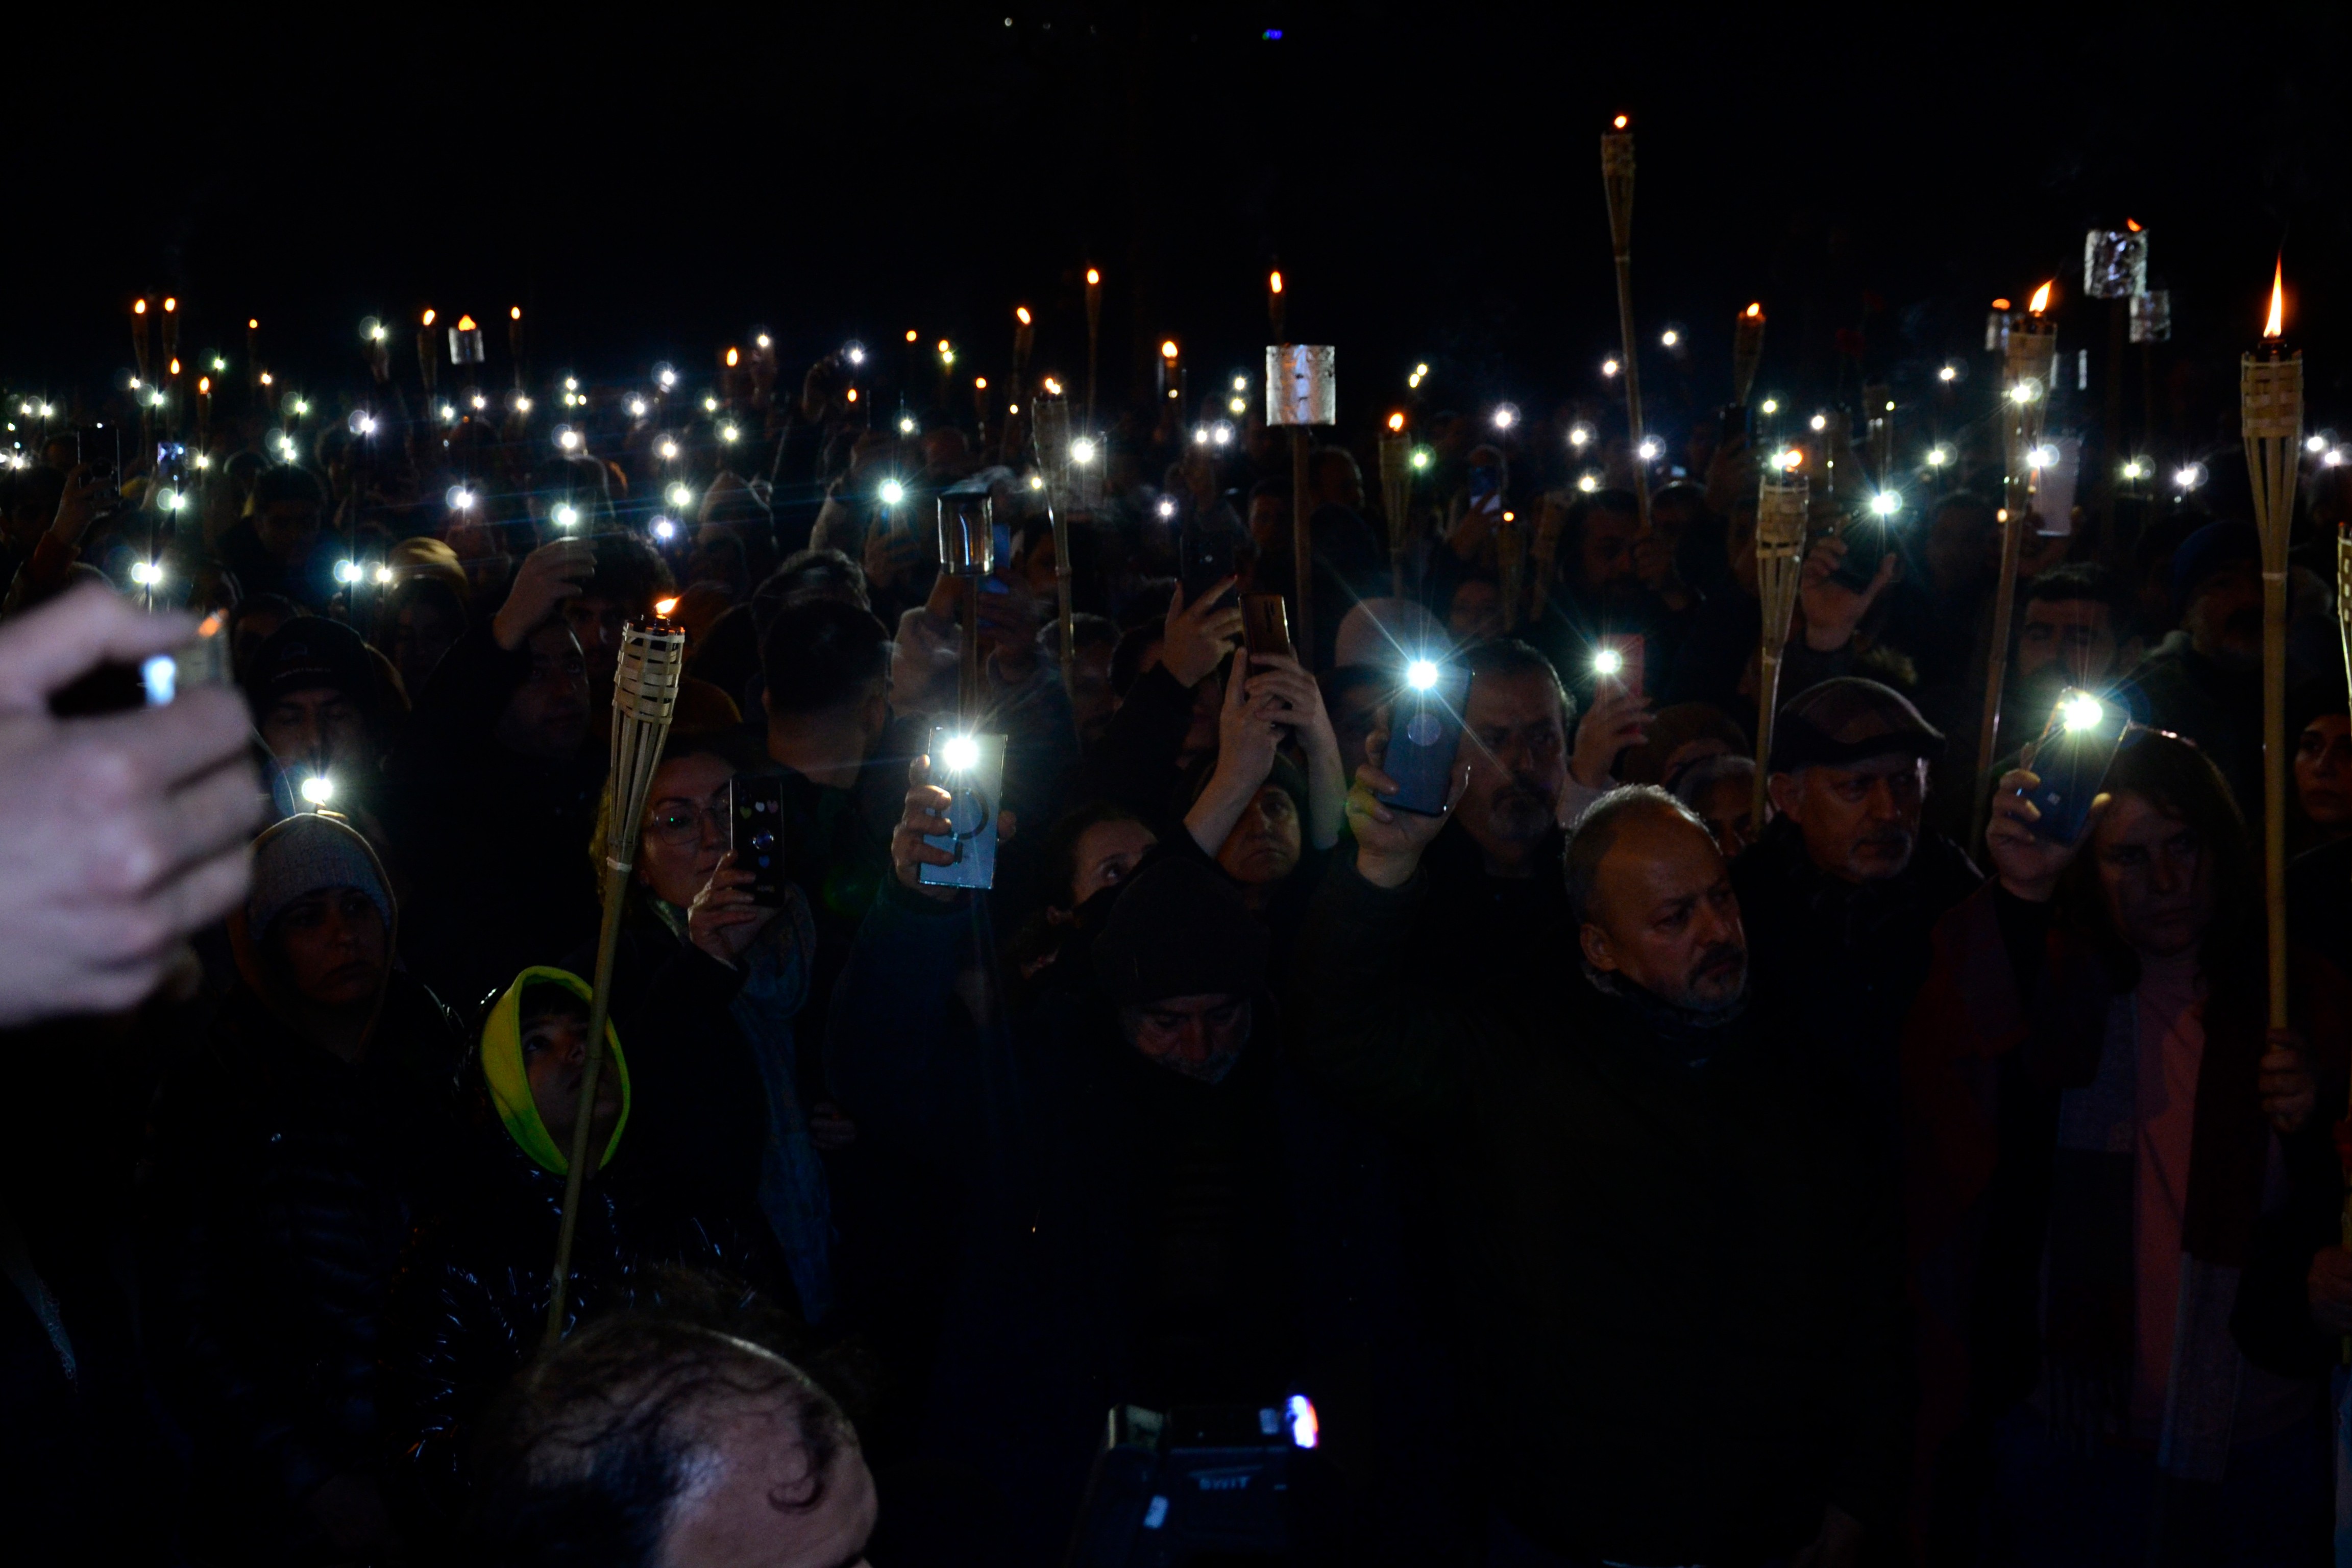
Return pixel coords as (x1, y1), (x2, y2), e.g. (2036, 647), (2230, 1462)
(246, 813), (394, 938)
(2167, 521), (2261, 615)
(479, 967), (631, 1176)
(1770, 677), (1946, 772)
(242, 616), (377, 714)
(1092, 856), (1270, 1006)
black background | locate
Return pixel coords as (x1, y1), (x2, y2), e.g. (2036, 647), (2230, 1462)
(11, 3), (2351, 458)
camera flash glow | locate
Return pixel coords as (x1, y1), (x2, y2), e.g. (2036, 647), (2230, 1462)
(1927, 447), (1951, 468)
(447, 486), (475, 510)
(2009, 381), (2038, 405)
(1491, 403), (1519, 430)
(899, 416), (918, 435)
(630, 399), (649, 418)
(1157, 497), (1177, 518)
(1939, 364), (1958, 382)
(1637, 438), (1661, 461)
(720, 425), (741, 443)
(301, 775), (335, 805)
(652, 518), (677, 541)
(2328, 450), (2346, 468)
(703, 397), (719, 413)
(373, 565), (394, 585)
(1577, 473), (1599, 493)
(2060, 694), (2104, 732)
(942, 734), (981, 771)
(2174, 463), (2206, 491)
(880, 479), (906, 505)
(2306, 434), (2328, 454)
(471, 392), (488, 410)
(558, 428), (581, 451)
(1568, 425), (1592, 448)
(335, 559), (360, 583)
(1601, 358), (1620, 378)
(1411, 448), (1432, 470)
(668, 483), (695, 509)
(658, 368), (678, 388)
(1212, 422), (1234, 446)
(130, 561), (162, 585)
(1592, 648), (1624, 677)
(847, 344), (867, 364)
(290, 398), (310, 416)
(658, 439), (680, 460)
(1405, 659), (1440, 692)
(1808, 413), (1827, 432)
(1072, 437), (1099, 464)
(2027, 444), (2057, 470)
(1028, 474), (1044, 490)
(2119, 458), (2145, 479)
(515, 396), (534, 413)
(1760, 398), (1779, 415)
(553, 504), (580, 529)
(1870, 491), (1902, 517)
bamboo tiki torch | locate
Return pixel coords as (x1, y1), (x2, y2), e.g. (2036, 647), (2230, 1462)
(2242, 259), (2301, 1030)
(161, 298), (181, 432)
(1732, 302), (1766, 408)
(509, 306), (526, 390)
(1268, 343), (1336, 668)
(1033, 396), (1080, 705)
(2085, 224), (2148, 551)
(1498, 508), (1526, 632)
(1006, 306), (1034, 462)
(1379, 412), (1412, 597)
(1084, 268), (1102, 431)
(132, 298), (154, 442)
(419, 309), (439, 399)
(545, 614), (687, 1345)
(1600, 115), (1652, 535)
(1753, 465), (1809, 827)
(1971, 281), (2057, 834)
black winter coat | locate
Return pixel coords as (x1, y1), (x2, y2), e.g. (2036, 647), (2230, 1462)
(140, 973), (467, 1564)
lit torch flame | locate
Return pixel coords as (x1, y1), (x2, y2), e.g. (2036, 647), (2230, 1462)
(1612, 113), (1628, 129)
(510, 306), (522, 322)
(726, 347), (739, 367)
(2264, 256), (2285, 340)
(1160, 340), (1178, 360)
(654, 597), (679, 619)
(1016, 306), (1032, 326)
(2027, 281), (2052, 315)
(423, 307), (436, 327)
(1745, 302), (1762, 319)
(1269, 270), (1283, 296)
(2125, 217), (2142, 233)
(1085, 268), (1101, 287)
(456, 315), (477, 332)
(134, 299), (148, 315)
(1387, 412), (1405, 432)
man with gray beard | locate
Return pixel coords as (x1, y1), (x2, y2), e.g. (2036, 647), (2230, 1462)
(1292, 770), (1902, 1567)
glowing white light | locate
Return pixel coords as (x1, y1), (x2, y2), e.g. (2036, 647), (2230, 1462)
(553, 504), (580, 529)
(2328, 450), (2346, 468)
(1192, 426), (1210, 445)
(447, 486), (475, 510)
(290, 398), (310, 416)
(720, 424), (740, 443)
(39, 404), (54, 418)
(847, 346), (866, 365)
(880, 479), (906, 505)
(652, 517), (677, 541)
(2060, 693), (2104, 732)
(630, 399), (649, 418)
(941, 734), (981, 771)
(439, 403), (457, 422)
(515, 396), (533, 413)
(1660, 328), (1680, 348)
(558, 428), (582, 451)
(1229, 396), (1247, 414)
(1028, 474), (1045, 490)
(1233, 376), (1247, 391)
(193, 453), (211, 470)
(1927, 447), (1951, 468)
(471, 393), (488, 410)
(565, 376), (580, 392)
(657, 367), (678, 388)
(1568, 425), (1592, 448)
(1601, 358), (1620, 378)
(1156, 497), (1177, 519)
(2027, 444), (2059, 470)
(658, 439), (680, 460)
(2308, 434), (2328, 454)
(370, 564), (392, 586)
(335, 559), (360, 583)
(1870, 491), (1901, 517)
(1577, 473), (1599, 493)
(1938, 364), (1958, 382)
(2173, 463), (2207, 491)
(1592, 648), (1624, 676)
(1286, 1394), (1319, 1451)
(2119, 458), (2145, 480)
(1636, 438), (1661, 461)
(1212, 422), (1234, 447)
(1491, 403), (1519, 431)
(1809, 413), (1827, 432)
(898, 415), (917, 434)
(300, 774), (335, 805)
(1410, 448), (1431, 471)
(161, 489), (183, 511)
(1405, 658), (1440, 692)
(1760, 398), (1779, 415)
(2008, 380), (2040, 405)
(668, 483), (694, 509)
(130, 561), (162, 586)
(1072, 437), (1099, 464)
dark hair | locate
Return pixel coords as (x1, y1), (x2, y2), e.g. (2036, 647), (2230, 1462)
(519, 982), (589, 1027)
(1563, 785), (1711, 925)
(1063, 611), (1119, 654)
(758, 598), (889, 716)
(249, 464), (327, 513)
(1309, 447), (1360, 492)
(2055, 729), (2259, 1003)
(582, 533), (673, 615)
(2025, 562), (2132, 635)
(1035, 800), (1152, 911)
(1111, 621), (1167, 698)
(759, 549), (870, 621)
(1464, 637), (1574, 727)
(1319, 664), (1383, 710)
(465, 1309), (855, 1568)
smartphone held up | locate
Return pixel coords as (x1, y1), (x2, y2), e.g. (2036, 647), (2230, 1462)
(2017, 689), (2128, 845)
(729, 775), (786, 908)
(1384, 657), (1469, 817)
(919, 726), (1009, 891)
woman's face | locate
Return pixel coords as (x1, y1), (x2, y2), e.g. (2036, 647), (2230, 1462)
(638, 752), (737, 907)
(268, 888), (388, 1008)
(2294, 716), (2351, 828)
(1066, 818), (1157, 911)
(2091, 791), (2213, 960)
(1215, 785), (1302, 886)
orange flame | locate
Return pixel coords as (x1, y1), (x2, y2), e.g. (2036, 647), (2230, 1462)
(726, 347), (740, 367)
(846, 388), (859, 403)
(163, 298), (178, 313)
(510, 306), (522, 321)
(1160, 340), (1179, 359)
(422, 308), (436, 327)
(654, 597), (679, 619)
(1745, 301), (1762, 318)
(1612, 114), (1628, 129)
(2028, 281), (2052, 315)
(1269, 270), (1284, 295)
(133, 299), (148, 314)
(248, 317), (259, 330)
(1085, 267), (1101, 287)
(198, 376), (210, 394)
(1016, 306), (1032, 326)
(456, 315), (477, 332)
(974, 377), (987, 390)
(937, 339), (951, 355)
(1387, 412), (1406, 432)
(2264, 256), (2285, 339)
(2125, 217), (2143, 233)
(904, 328), (918, 342)
(1991, 298), (2012, 311)
(168, 358), (180, 376)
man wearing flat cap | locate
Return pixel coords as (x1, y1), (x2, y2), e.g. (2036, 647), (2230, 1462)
(1732, 677), (1982, 1148)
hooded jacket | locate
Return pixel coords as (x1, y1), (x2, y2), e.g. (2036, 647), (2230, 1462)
(141, 814), (468, 1563)
(379, 966), (767, 1541)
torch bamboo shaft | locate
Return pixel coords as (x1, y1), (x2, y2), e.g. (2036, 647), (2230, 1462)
(1612, 254), (1653, 534)
(1753, 650), (1784, 828)
(2263, 572), (2289, 1028)
(1291, 428), (1315, 670)
(545, 861), (632, 1346)
(1971, 509), (2029, 837)
(1050, 500), (1076, 710)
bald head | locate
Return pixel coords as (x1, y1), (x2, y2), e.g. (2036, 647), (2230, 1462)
(1567, 787), (1747, 1013)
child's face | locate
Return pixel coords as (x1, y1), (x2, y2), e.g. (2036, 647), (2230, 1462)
(521, 1001), (620, 1156)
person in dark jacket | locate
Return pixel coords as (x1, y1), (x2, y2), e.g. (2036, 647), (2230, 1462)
(1734, 676), (1980, 1145)
(215, 464), (335, 609)
(378, 968), (766, 1546)
(142, 813), (467, 1566)
(381, 537), (605, 1006)
(1294, 775), (1902, 1566)
(828, 816), (1309, 1565)
(2121, 521), (2267, 823)
(1904, 729), (2344, 1565)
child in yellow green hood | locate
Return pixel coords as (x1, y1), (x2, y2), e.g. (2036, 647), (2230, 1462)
(478, 967), (631, 1177)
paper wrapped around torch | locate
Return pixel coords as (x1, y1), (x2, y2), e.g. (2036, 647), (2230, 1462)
(545, 614), (685, 1345)
(1267, 345), (1336, 667)
(1752, 470), (1808, 827)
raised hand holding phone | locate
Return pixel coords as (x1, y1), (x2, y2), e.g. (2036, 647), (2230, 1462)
(1348, 709), (1466, 889)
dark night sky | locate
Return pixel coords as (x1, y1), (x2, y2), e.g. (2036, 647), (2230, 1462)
(12, 3), (2352, 459)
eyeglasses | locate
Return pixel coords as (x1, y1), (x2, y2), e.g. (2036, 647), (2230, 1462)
(646, 801), (726, 846)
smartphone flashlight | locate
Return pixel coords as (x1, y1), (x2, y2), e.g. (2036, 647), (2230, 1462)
(300, 774), (335, 805)
(2060, 693), (2104, 731)
(1592, 648), (1624, 677)
(941, 733), (982, 772)
(1406, 658), (1440, 691)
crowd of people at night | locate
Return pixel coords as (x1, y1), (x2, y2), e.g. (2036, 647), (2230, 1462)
(0, 293), (2347, 1568)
